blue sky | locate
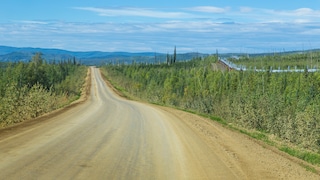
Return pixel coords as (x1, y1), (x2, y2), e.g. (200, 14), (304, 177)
(1, 0), (320, 53)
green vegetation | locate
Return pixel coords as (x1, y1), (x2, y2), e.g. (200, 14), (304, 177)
(230, 51), (320, 69)
(280, 146), (320, 165)
(0, 53), (87, 127)
(101, 54), (320, 165)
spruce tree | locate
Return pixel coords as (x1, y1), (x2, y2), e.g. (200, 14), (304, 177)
(173, 46), (177, 63)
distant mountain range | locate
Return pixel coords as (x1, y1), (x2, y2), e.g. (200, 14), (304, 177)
(0, 46), (208, 65)
(3, 45), (317, 65)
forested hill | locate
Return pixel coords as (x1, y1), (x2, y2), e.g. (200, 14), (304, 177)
(0, 46), (207, 65)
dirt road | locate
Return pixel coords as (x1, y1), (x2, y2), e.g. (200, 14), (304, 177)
(0, 67), (319, 179)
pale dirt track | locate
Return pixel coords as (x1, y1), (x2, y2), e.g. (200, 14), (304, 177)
(0, 67), (319, 179)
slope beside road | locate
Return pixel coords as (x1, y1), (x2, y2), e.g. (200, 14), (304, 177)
(0, 67), (319, 179)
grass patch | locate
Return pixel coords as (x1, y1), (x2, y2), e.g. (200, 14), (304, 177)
(178, 108), (228, 126)
(239, 129), (276, 147)
(280, 146), (320, 166)
(209, 116), (228, 126)
(300, 163), (317, 173)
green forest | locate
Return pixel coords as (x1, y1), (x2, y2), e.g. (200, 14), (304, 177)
(101, 54), (320, 155)
(230, 51), (320, 70)
(0, 53), (87, 127)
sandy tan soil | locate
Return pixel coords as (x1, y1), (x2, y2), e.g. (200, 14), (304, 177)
(0, 67), (318, 179)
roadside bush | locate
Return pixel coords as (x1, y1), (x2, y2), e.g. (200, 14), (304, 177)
(0, 54), (87, 127)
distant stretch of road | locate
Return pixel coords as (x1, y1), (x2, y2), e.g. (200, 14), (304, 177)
(0, 67), (318, 179)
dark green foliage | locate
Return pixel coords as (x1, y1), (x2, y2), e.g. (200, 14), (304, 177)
(173, 46), (177, 63)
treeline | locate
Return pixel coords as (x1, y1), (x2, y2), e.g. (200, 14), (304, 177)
(231, 51), (320, 69)
(0, 53), (87, 126)
(102, 56), (320, 153)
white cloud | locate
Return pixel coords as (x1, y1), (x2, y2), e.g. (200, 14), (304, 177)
(267, 8), (320, 20)
(2, 6), (320, 53)
(294, 19), (311, 23)
(74, 6), (320, 24)
(239, 7), (253, 13)
(294, 8), (315, 15)
(14, 20), (48, 25)
(301, 28), (320, 35)
(188, 6), (229, 13)
(74, 7), (191, 19)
